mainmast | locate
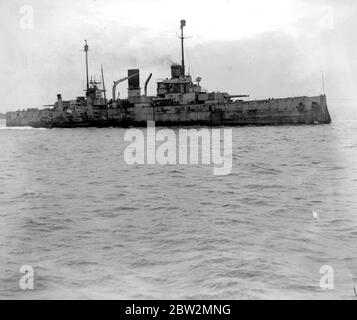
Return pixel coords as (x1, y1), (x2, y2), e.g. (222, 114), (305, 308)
(84, 40), (89, 92)
(101, 64), (107, 101)
(180, 19), (186, 76)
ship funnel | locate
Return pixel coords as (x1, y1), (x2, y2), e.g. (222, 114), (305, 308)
(57, 94), (63, 111)
(144, 73), (152, 96)
(171, 64), (182, 79)
(128, 69), (141, 98)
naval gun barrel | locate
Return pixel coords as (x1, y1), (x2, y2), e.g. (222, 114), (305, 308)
(228, 95), (250, 98)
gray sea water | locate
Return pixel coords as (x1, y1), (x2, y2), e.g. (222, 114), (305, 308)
(0, 118), (357, 300)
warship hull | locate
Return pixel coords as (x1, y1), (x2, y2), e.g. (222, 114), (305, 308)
(6, 95), (331, 128)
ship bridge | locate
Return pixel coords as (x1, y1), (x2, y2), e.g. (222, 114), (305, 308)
(157, 64), (203, 98)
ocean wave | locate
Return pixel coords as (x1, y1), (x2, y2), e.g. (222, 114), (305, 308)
(1, 122), (357, 299)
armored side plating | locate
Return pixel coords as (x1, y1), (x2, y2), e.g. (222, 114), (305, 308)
(6, 20), (331, 128)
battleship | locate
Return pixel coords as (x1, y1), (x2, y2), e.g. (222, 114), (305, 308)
(6, 20), (331, 128)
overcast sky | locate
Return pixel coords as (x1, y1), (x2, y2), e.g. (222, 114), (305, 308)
(0, 0), (356, 119)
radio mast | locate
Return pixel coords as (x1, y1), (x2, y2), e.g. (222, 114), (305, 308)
(180, 20), (186, 76)
(84, 40), (89, 92)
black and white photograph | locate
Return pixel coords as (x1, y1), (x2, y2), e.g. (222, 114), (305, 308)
(0, 0), (356, 304)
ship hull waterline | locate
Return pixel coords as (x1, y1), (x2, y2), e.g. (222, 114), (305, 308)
(6, 95), (331, 128)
